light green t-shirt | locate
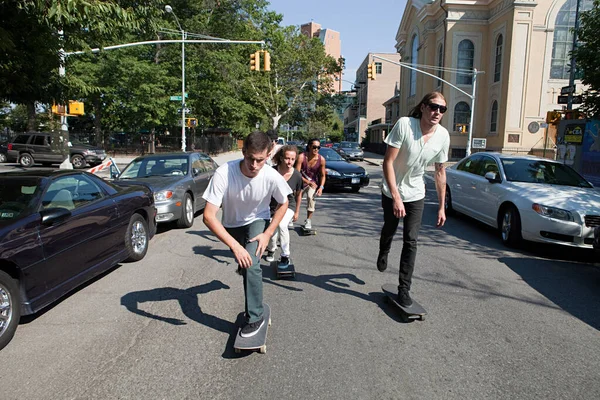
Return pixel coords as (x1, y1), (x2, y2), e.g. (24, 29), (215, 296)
(381, 117), (450, 202)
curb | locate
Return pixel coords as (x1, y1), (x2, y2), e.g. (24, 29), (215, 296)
(364, 159), (382, 166)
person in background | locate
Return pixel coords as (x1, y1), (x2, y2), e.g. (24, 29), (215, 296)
(265, 145), (303, 268)
(295, 138), (326, 230)
(266, 129), (283, 167)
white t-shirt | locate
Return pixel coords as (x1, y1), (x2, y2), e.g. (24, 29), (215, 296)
(202, 159), (292, 228)
(381, 117), (450, 202)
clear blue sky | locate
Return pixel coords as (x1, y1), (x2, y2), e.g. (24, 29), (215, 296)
(267, 0), (407, 91)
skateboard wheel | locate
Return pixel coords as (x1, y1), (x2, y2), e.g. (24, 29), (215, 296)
(235, 348), (241, 354)
(268, 318), (272, 326)
(420, 316), (425, 321)
(259, 345), (267, 354)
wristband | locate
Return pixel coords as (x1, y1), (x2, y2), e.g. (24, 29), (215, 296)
(319, 185), (324, 189)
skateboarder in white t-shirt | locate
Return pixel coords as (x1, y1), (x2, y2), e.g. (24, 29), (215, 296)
(203, 131), (292, 337)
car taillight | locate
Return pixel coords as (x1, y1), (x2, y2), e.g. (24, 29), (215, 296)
(7, 143), (12, 150)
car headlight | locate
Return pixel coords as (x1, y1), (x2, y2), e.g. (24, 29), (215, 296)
(338, 149), (345, 153)
(326, 168), (341, 176)
(532, 203), (573, 221)
(154, 190), (174, 202)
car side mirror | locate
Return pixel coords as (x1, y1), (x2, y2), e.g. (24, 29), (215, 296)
(484, 171), (501, 183)
(40, 207), (71, 226)
(193, 168), (201, 176)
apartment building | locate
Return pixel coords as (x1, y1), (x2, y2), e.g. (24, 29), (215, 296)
(395, 0), (593, 159)
(343, 53), (401, 142)
(301, 22), (343, 93)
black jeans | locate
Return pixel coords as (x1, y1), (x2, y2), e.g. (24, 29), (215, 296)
(379, 194), (425, 291)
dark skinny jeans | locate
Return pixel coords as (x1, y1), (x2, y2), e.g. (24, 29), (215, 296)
(379, 194), (425, 291)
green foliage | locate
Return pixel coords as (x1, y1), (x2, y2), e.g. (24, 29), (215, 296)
(573, 0), (600, 117)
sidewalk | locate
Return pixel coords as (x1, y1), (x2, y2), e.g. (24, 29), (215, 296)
(362, 151), (456, 171)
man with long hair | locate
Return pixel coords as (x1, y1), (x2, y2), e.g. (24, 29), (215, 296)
(295, 138), (326, 230)
(377, 92), (450, 306)
(203, 131), (292, 337)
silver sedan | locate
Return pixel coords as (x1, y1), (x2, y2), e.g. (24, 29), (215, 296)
(445, 152), (600, 248)
(114, 152), (217, 228)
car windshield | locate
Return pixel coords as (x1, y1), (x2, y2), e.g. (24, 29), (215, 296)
(341, 142), (360, 149)
(319, 147), (345, 161)
(501, 158), (592, 188)
(119, 156), (189, 178)
(0, 177), (41, 222)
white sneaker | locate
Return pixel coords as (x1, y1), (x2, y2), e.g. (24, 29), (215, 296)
(288, 221), (294, 228)
(304, 219), (312, 230)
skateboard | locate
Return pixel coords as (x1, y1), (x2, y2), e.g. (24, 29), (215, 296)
(300, 226), (317, 236)
(381, 284), (427, 321)
(272, 260), (296, 279)
(234, 303), (271, 354)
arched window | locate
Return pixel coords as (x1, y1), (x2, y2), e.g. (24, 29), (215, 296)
(437, 43), (443, 86)
(494, 35), (503, 82)
(409, 35), (418, 96)
(490, 101), (498, 132)
(454, 102), (471, 132)
(551, 0), (593, 79)
(457, 40), (474, 85)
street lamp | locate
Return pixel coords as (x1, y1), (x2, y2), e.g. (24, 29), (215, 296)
(165, 5), (187, 151)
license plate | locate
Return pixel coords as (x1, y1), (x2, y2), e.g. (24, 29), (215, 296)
(351, 177), (360, 184)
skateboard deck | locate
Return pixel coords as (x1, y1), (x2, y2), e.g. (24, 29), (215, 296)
(381, 284), (427, 321)
(300, 226), (317, 236)
(234, 303), (271, 354)
(272, 260), (296, 279)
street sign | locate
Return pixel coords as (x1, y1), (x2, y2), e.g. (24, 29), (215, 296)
(558, 95), (582, 104)
(560, 85), (575, 95)
(169, 93), (189, 101)
(472, 138), (487, 149)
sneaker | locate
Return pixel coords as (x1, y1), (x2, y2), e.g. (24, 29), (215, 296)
(265, 251), (275, 262)
(278, 256), (290, 269)
(304, 219), (312, 230)
(397, 287), (413, 307)
(288, 221), (294, 228)
(240, 317), (265, 338)
(376, 252), (388, 272)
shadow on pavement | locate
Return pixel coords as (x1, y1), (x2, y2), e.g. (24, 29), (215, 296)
(120, 280), (233, 333)
(499, 256), (600, 331)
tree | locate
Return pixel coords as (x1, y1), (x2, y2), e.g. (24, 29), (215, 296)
(246, 25), (342, 130)
(572, 0), (600, 118)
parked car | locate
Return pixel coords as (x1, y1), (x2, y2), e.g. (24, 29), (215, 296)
(6, 132), (107, 169)
(320, 138), (334, 148)
(336, 141), (364, 161)
(0, 170), (156, 350)
(114, 152), (217, 228)
(318, 147), (369, 192)
(0, 142), (7, 163)
(445, 152), (600, 248)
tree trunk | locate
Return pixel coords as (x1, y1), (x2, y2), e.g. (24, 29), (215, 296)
(148, 127), (156, 154)
(271, 114), (282, 129)
(26, 101), (36, 131)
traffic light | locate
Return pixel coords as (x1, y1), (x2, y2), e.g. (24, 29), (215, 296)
(546, 110), (561, 125)
(367, 63), (376, 80)
(263, 50), (271, 72)
(250, 51), (260, 71)
(186, 118), (198, 128)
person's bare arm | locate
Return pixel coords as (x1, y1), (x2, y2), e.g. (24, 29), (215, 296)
(382, 146), (404, 218)
(434, 162), (446, 228)
(203, 202), (253, 268)
(293, 190), (302, 221)
(316, 155), (326, 196)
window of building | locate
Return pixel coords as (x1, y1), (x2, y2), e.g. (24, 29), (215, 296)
(457, 39), (474, 85)
(494, 35), (503, 82)
(437, 44), (443, 87)
(409, 35), (418, 96)
(375, 62), (382, 74)
(490, 101), (498, 132)
(551, 0), (593, 79)
(453, 102), (471, 132)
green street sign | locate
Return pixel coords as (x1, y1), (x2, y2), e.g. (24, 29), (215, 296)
(169, 93), (188, 101)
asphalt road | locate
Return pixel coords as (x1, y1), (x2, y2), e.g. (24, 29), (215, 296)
(1, 160), (599, 399)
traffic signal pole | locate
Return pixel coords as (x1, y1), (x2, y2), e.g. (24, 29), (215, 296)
(373, 55), (484, 156)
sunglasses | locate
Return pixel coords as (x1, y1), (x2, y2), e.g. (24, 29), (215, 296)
(312, 146), (321, 149)
(427, 103), (447, 114)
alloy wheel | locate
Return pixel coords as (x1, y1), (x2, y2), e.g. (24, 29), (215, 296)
(0, 284), (13, 338)
(130, 220), (147, 255)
